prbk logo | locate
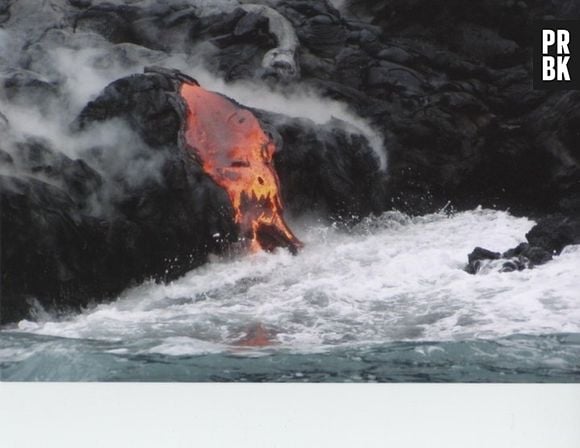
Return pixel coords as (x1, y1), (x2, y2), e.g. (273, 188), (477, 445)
(534, 20), (580, 89)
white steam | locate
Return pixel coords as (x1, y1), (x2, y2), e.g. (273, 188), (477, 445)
(0, 28), (10, 53)
(0, 0), (387, 216)
(328, 0), (349, 12)
(3, 39), (387, 171)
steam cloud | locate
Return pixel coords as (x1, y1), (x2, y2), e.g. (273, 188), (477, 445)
(0, 0), (386, 221)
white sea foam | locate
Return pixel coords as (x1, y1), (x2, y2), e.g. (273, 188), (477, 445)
(14, 209), (580, 355)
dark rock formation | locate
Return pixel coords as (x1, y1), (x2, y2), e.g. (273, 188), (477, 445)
(466, 215), (580, 274)
(0, 67), (383, 324)
(76, 67), (385, 222)
(257, 113), (386, 222)
(0, 132), (239, 324)
(2, 0), (578, 216)
(466, 247), (501, 274)
(526, 215), (580, 255)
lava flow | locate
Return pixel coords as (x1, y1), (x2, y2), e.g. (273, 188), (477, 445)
(180, 81), (302, 253)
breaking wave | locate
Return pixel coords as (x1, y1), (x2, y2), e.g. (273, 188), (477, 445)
(2, 208), (580, 381)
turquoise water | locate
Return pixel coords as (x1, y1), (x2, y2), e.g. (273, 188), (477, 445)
(1, 332), (579, 382)
(2, 210), (579, 382)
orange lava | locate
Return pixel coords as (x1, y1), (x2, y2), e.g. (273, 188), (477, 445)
(235, 324), (273, 347)
(180, 81), (302, 253)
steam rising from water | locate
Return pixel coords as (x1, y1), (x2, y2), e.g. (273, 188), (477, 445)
(11, 209), (580, 357)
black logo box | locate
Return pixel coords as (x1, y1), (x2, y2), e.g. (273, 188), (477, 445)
(533, 20), (580, 90)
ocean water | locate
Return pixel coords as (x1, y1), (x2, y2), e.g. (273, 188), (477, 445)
(1, 209), (579, 382)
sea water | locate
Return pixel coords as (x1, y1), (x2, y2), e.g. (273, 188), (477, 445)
(1, 209), (579, 382)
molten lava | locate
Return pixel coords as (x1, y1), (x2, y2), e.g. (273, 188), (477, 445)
(180, 81), (302, 253)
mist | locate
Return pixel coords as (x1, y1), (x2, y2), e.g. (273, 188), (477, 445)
(0, 0), (388, 228)
(5, 40), (386, 168)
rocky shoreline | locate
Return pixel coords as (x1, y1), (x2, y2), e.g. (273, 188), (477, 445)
(1, 0), (578, 323)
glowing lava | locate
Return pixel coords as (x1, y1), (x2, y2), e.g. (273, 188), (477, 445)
(180, 81), (302, 253)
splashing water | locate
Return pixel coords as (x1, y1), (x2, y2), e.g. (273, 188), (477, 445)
(1, 209), (579, 382)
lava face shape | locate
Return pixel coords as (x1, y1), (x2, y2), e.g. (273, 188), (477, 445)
(180, 81), (302, 253)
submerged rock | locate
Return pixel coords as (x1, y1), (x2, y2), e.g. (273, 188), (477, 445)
(465, 247), (501, 274)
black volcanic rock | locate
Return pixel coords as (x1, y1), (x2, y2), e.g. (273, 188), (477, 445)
(258, 114), (386, 222)
(468, 247), (501, 264)
(335, 0), (580, 216)
(526, 215), (580, 254)
(74, 67), (192, 147)
(466, 215), (580, 274)
(0, 67), (384, 323)
(0, 133), (238, 324)
(1, 68), (240, 323)
(3, 0), (579, 216)
(77, 68), (385, 223)
(465, 247), (501, 275)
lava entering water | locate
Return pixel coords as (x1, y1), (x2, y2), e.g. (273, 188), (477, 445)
(180, 81), (302, 253)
